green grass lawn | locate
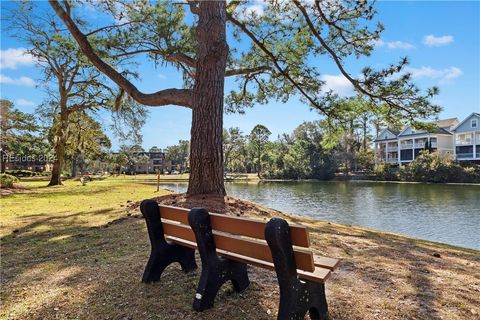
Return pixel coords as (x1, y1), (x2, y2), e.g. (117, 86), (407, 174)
(1, 178), (169, 237)
(1, 178), (479, 320)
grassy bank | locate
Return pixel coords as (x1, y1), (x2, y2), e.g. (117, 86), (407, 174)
(1, 180), (479, 319)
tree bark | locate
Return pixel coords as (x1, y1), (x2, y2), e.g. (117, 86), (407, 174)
(48, 110), (68, 186)
(187, 1), (228, 196)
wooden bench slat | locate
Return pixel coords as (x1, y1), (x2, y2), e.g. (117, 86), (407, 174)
(314, 256), (340, 271)
(159, 205), (310, 247)
(165, 236), (330, 283)
(162, 221), (315, 272)
(297, 265), (332, 283)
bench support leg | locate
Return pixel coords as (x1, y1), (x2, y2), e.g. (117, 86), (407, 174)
(265, 218), (329, 320)
(140, 200), (197, 283)
(188, 208), (250, 311)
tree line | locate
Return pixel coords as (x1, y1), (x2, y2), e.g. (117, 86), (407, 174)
(2, 1), (441, 196)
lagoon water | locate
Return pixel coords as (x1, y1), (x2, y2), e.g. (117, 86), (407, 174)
(159, 180), (480, 249)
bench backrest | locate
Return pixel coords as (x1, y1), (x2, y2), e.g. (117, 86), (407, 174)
(158, 205), (316, 272)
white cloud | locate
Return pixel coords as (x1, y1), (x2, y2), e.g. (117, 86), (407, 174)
(405, 66), (463, 84)
(245, 4), (264, 17)
(375, 39), (415, 50)
(0, 74), (36, 87)
(234, 3), (265, 20)
(16, 99), (36, 107)
(423, 35), (454, 47)
(0, 48), (35, 70)
(320, 74), (354, 96)
(387, 41), (415, 50)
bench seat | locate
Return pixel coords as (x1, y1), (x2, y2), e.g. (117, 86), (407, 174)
(140, 200), (340, 320)
(165, 235), (337, 283)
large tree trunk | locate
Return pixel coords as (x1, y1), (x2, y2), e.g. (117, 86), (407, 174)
(48, 111), (68, 186)
(187, 1), (228, 197)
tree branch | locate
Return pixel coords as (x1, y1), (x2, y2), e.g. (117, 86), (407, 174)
(225, 66), (270, 77)
(49, 0), (193, 108)
(292, 0), (376, 99)
(227, 12), (329, 115)
(165, 52), (270, 78)
(165, 52), (196, 67)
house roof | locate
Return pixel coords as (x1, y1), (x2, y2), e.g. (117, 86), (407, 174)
(397, 118), (458, 136)
(387, 128), (400, 135)
(435, 117), (459, 128)
(451, 112), (480, 131)
(374, 128), (400, 142)
(398, 127), (452, 137)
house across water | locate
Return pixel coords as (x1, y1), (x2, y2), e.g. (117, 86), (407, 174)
(374, 112), (480, 165)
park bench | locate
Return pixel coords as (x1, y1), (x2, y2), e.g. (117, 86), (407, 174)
(140, 199), (339, 320)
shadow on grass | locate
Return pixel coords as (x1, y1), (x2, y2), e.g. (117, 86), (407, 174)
(1, 212), (270, 320)
(301, 218), (480, 320)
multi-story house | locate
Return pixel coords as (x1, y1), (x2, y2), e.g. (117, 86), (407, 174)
(452, 112), (480, 161)
(128, 151), (167, 174)
(374, 118), (459, 165)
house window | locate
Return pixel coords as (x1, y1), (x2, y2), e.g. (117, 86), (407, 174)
(472, 119), (478, 128)
(384, 135), (388, 139)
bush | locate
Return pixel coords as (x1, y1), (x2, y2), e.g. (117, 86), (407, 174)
(356, 149), (375, 171)
(373, 152), (480, 183)
(461, 166), (480, 183)
(399, 151), (480, 183)
(373, 162), (398, 181)
(0, 174), (19, 188)
(5, 169), (38, 177)
(407, 151), (460, 183)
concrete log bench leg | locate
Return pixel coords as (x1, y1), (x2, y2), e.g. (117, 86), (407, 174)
(188, 208), (250, 311)
(265, 218), (329, 320)
(140, 200), (197, 283)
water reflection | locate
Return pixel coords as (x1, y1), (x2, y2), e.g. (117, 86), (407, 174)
(158, 181), (480, 249)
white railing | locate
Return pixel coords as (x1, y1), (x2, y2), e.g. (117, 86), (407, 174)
(386, 146), (398, 152)
(431, 142), (437, 148)
(386, 157), (398, 163)
(401, 143), (413, 149)
(456, 140), (473, 145)
(456, 153), (474, 159)
(414, 142), (426, 148)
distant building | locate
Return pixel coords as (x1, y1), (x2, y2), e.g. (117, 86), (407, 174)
(452, 112), (480, 161)
(1, 150), (53, 172)
(374, 114), (480, 164)
(127, 151), (167, 174)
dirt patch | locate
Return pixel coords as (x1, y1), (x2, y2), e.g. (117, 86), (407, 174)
(132, 193), (281, 219)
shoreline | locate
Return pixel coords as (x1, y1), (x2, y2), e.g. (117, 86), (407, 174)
(16, 174), (480, 186)
(2, 182), (479, 319)
(281, 210), (480, 253)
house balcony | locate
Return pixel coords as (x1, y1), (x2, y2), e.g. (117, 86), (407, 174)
(401, 143), (413, 149)
(457, 153), (474, 159)
(456, 141), (473, 146)
(386, 157), (398, 164)
(414, 142), (426, 149)
(386, 146), (398, 152)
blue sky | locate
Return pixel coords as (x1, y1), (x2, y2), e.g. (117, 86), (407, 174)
(1, 1), (479, 150)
